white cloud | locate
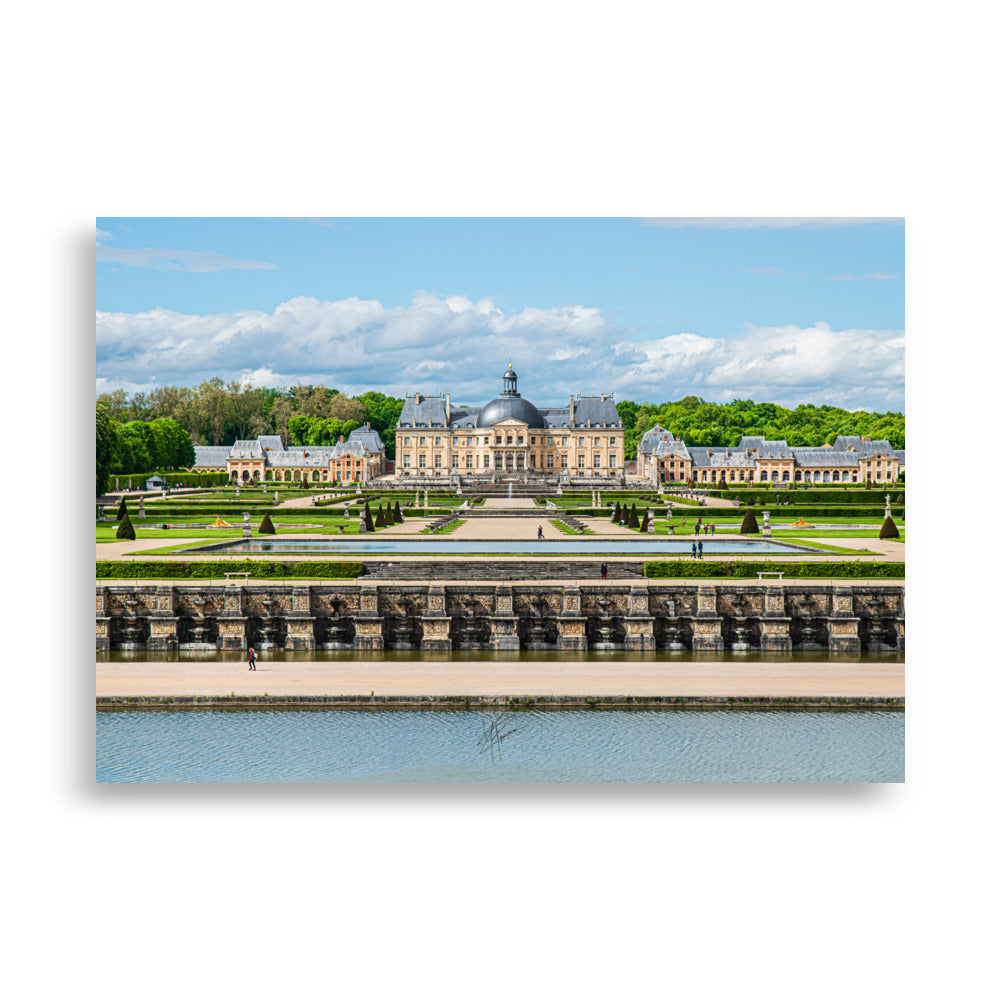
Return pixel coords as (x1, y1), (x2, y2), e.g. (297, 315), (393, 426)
(643, 218), (902, 230)
(830, 271), (900, 281)
(95, 247), (279, 272)
(96, 293), (905, 410)
(96, 227), (113, 246)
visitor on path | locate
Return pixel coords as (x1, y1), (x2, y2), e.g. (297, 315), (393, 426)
(537, 525), (544, 539)
(697, 540), (703, 559)
(601, 562), (608, 580)
(694, 522), (700, 535)
(710, 523), (716, 535)
(248, 647), (257, 671)
(691, 543), (697, 558)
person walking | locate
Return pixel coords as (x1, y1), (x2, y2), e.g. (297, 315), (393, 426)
(601, 562), (608, 580)
(694, 521), (700, 535)
(691, 542), (697, 558)
(247, 646), (257, 671)
(710, 523), (716, 536)
(697, 540), (703, 559)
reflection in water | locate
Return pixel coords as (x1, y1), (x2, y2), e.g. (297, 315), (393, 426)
(96, 709), (904, 783)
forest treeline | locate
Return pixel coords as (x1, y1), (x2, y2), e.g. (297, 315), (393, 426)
(96, 382), (904, 485)
(617, 396), (904, 456)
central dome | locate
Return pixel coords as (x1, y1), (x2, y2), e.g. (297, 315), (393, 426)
(476, 364), (544, 428)
(476, 394), (544, 428)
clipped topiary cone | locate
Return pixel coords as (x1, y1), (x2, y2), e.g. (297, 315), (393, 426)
(740, 508), (759, 534)
(374, 505), (384, 528)
(117, 497), (127, 520)
(364, 502), (375, 532)
(879, 515), (900, 539)
(611, 501), (621, 522)
(258, 513), (276, 535)
(628, 503), (639, 529)
(395, 501), (403, 523)
(116, 511), (135, 540)
(639, 508), (649, 532)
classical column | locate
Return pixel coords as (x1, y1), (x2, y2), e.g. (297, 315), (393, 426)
(625, 584), (655, 651)
(96, 587), (111, 651)
(354, 583), (384, 651)
(556, 585), (587, 650)
(421, 584), (452, 651)
(489, 585), (520, 650)
(692, 585), (724, 652)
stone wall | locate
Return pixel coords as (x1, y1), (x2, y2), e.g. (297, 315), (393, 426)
(96, 582), (904, 654)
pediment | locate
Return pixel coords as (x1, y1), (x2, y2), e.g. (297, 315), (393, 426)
(492, 418), (528, 427)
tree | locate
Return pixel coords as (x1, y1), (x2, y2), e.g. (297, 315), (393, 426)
(96, 401), (120, 496)
(394, 501), (403, 523)
(363, 502), (375, 532)
(639, 508), (649, 532)
(116, 512), (135, 540)
(149, 417), (195, 469)
(374, 504), (385, 527)
(611, 501), (621, 522)
(740, 508), (759, 534)
(879, 515), (900, 539)
(627, 503), (639, 529)
(258, 513), (276, 535)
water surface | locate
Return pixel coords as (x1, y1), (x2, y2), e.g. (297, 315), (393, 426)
(96, 708), (903, 783)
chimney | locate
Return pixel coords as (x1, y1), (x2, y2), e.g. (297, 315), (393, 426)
(365, 421), (370, 431)
(445, 392), (451, 421)
(569, 394), (575, 424)
(338, 435), (345, 444)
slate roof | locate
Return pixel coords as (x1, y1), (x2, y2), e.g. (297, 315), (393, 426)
(570, 394), (622, 428)
(192, 445), (232, 467)
(687, 447), (756, 469)
(893, 449), (905, 463)
(257, 435), (285, 452)
(229, 439), (265, 459)
(790, 448), (862, 468)
(540, 407), (573, 429)
(347, 427), (384, 453)
(266, 448), (336, 468)
(331, 442), (368, 460)
(737, 437), (794, 459)
(398, 395), (450, 428)
(639, 424), (675, 454)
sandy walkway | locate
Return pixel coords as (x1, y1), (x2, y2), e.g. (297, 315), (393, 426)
(97, 658), (903, 698)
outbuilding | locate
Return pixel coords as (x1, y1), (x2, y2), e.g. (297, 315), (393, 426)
(144, 475), (166, 490)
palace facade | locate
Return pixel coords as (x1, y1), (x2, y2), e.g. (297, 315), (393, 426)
(638, 425), (905, 486)
(190, 424), (386, 483)
(395, 366), (625, 479)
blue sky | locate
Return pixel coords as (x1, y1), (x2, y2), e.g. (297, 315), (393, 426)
(96, 217), (904, 411)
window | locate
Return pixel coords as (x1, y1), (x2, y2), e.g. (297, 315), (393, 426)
(547, 455), (553, 469)
(609, 455), (616, 468)
(530, 454), (536, 467)
(466, 455), (472, 468)
(466, 437), (472, 446)
(517, 436), (523, 445)
(782, 471), (790, 481)
(547, 437), (553, 446)
(495, 436), (501, 445)
(435, 437), (441, 446)
(435, 455), (441, 468)
(562, 437), (568, 446)
(419, 455), (426, 468)
(531, 437), (536, 445)
(578, 454), (585, 468)
(403, 436), (410, 446)
(610, 437), (616, 446)
(419, 436), (426, 446)
(452, 455), (458, 467)
(561, 455), (567, 469)
(594, 455), (601, 468)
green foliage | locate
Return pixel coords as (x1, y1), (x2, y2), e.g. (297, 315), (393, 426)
(258, 513), (276, 535)
(116, 497), (127, 521)
(644, 560), (905, 579)
(879, 516), (900, 539)
(618, 395), (905, 459)
(611, 501), (621, 522)
(116, 512), (135, 540)
(627, 503), (639, 529)
(740, 508), (759, 534)
(394, 501), (403, 523)
(96, 401), (120, 496)
(374, 504), (385, 528)
(639, 508), (649, 532)
(96, 560), (365, 579)
(363, 502), (375, 533)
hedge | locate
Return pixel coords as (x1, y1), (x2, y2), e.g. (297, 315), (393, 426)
(96, 560), (365, 580)
(643, 560), (905, 579)
(106, 471), (231, 490)
(704, 488), (904, 505)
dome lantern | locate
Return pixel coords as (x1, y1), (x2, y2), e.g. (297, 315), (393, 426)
(501, 364), (519, 396)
